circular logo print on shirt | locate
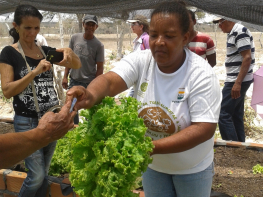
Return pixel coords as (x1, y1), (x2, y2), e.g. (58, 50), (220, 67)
(138, 107), (175, 134)
(140, 82), (148, 92)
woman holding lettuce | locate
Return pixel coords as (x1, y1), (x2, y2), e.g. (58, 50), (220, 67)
(67, 1), (221, 197)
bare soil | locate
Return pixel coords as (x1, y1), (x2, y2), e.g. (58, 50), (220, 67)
(212, 146), (263, 197)
(0, 122), (262, 197)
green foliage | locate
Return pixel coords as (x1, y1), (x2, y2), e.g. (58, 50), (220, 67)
(188, 7), (206, 20)
(195, 10), (206, 20)
(50, 96), (153, 197)
(252, 164), (263, 174)
(109, 51), (117, 60)
(214, 183), (221, 188)
(49, 133), (74, 176)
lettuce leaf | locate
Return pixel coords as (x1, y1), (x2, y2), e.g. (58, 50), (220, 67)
(51, 96), (153, 197)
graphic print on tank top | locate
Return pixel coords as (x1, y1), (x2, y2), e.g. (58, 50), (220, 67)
(18, 64), (58, 117)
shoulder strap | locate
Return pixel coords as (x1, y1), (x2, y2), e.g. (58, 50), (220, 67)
(36, 45), (61, 102)
(17, 41), (41, 119)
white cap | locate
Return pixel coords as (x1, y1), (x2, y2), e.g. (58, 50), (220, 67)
(127, 19), (140, 23)
(213, 16), (224, 24)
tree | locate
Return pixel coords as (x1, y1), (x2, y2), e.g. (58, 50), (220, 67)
(195, 9), (206, 20)
(76, 13), (85, 33)
(116, 11), (129, 59)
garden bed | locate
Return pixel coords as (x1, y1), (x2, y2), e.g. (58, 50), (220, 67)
(212, 140), (263, 197)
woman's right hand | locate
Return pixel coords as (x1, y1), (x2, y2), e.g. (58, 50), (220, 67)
(33, 59), (52, 76)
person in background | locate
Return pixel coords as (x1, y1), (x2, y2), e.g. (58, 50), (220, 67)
(187, 10), (216, 67)
(0, 102), (76, 169)
(126, 15), (150, 97)
(213, 17), (255, 142)
(0, 4), (81, 197)
(62, 14), (104, 124)
(66, 1), (221, 197)
(36, 34), (48, 46)
(127, 15), (150, 51)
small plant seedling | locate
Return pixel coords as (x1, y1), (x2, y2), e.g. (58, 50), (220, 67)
(215, 183), (221, 188)
(252, 164), (263, 174)
(228, 170), (233, 175)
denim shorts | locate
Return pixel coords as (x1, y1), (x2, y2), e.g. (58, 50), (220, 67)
(142, 162), (214, 197)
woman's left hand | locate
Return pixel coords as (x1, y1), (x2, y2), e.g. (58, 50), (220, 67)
(56, 48), (73, 67)
(56, 48), (81, 69)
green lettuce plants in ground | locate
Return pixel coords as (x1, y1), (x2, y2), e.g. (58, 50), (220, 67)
(50, 96), (154, 197)
(252, 164), (263, 174)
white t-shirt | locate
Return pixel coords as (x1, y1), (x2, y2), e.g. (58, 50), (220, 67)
(111, 48), (221, 174)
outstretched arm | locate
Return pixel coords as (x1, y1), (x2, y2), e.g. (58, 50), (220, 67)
(0, 101), (76, 168)
(67, 71), (128, 110)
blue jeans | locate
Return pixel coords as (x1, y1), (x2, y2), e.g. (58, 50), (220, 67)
(14, 114), (57, 197)
(69, 77), (90, 124)
(142, 162), (214, 197)
(219, 81), (251, 142)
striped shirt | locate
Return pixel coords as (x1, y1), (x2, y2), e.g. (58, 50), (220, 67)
(225, 23), (255, 83)
(188, 32), (216, 59)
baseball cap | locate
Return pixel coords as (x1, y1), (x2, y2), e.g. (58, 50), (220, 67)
(213, 16), (224, 24)
(127, 15), (148, 24)
(83, 15), (98, 25)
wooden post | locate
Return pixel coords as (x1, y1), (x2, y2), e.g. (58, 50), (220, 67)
(117, 20), (126, 59)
